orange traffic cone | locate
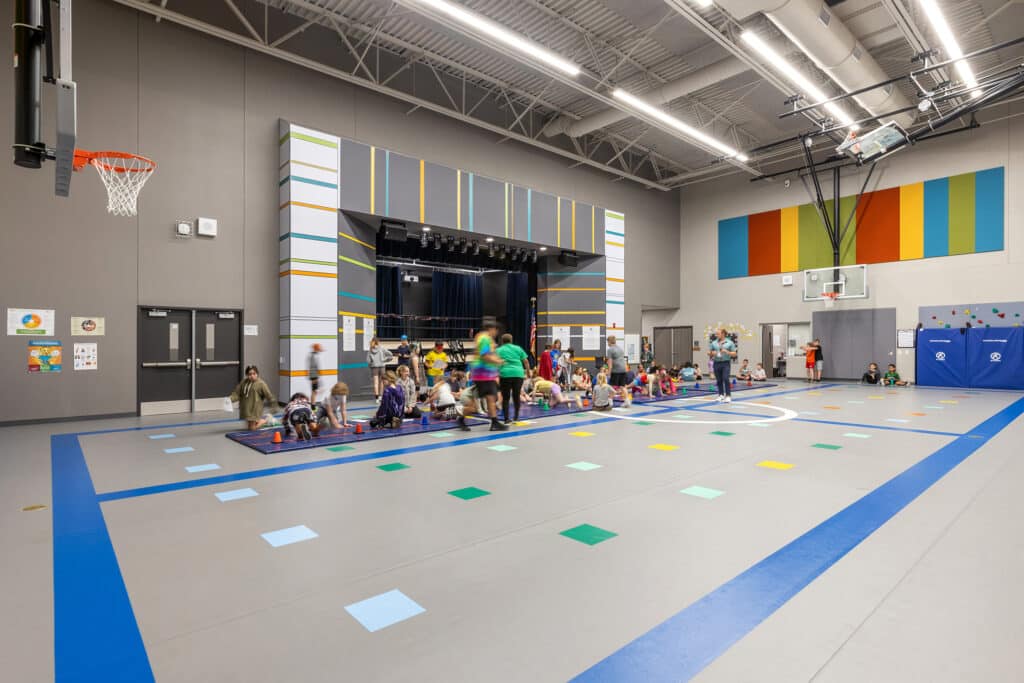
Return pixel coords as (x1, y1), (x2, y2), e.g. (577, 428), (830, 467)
(747, 380), (752, 387)
(582, 398), (590, 407)
(355, 423), (363, 435)
(272, 431), (282, 444)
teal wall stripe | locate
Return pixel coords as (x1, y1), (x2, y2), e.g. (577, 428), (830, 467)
(468, 173), (475, 232)
(527, 189), (533, 241)
(385, 150), (391, 215)
(339, 291), (376, 302)
(279, 232), (338, 243)
(606, 229), (625, 238)
(338, 362), (368, 370)
(279, 175), (338, 189)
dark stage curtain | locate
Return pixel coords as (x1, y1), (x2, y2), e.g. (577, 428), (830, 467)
(431, 272), (482, 339)
(506, 272), (531, 348)
(376, 265), (404, 338)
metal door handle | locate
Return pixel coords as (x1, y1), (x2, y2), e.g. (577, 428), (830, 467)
(195, 358), (201, 369)
(141, 361), (189, 368)
(199, 360), (240, 367)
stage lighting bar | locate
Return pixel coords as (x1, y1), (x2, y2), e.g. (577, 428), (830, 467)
(459, 238), (469, 254)
(447, 236), (456, 251)
(740, 31), (859, 130)
(612, 89), (748, 162)
(409, 0), (581, 76)
(433, 235), (442, 250)
(918, 0), (980, 97)
(472, 240), (480, 255)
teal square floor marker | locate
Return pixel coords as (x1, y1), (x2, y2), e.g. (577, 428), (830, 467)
(377, 462), (410, 472)
(710, 431), (735, 437)
(327, 445), (355, 453)
(633, 420), (655, 426)
(560, 524), (617, 546)
(487, 444), (517, 452)
(429, 431), (454, 438)
(448, 486), (491, 500)
(674, 414), (693, 419)
(566, 461), (602, 471)
(681, 485), (724, 500)
(812, 443), (843, 450)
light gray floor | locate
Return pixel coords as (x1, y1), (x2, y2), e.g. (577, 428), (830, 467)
(3, 383), (1022, 682)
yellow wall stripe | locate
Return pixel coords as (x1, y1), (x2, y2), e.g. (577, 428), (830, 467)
(606, 277), (625, 283)
(780, 205), (800, 272)
(280, 200), (336, 213)
(511, 186), (515, 239)
(369, 146), (376, 214)
(419, 159), (425, 223)
(338, 232), (374, 249)
(456, 170), (462, 230)
(571, 201), (577, 249)
(606, 241), (625, 248)
(338, 255), (376, 271)
(279, 270), (337, 279)
(338, 311), (376, 319)
(900, 182), (925, 260)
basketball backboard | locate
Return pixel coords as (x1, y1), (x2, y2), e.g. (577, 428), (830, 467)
(803, 264), (868, 301)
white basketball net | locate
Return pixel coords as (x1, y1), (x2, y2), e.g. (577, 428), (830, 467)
(823, 292), (838, 308)
(88, 153), (156, 217)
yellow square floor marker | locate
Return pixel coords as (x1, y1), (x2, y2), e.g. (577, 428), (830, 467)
(648, 444), (679, 451)
(823, 406), (841, 410)
(513, 421), (534, 426)
(939, 400), (958, 404)
(807, 391), (822, 396)
(868, 396), (885, 400)
(570, 431), (595, 437)
(757, 460), (794, 470)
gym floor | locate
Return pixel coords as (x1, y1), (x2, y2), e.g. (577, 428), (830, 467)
(4, 381), (1023, 682)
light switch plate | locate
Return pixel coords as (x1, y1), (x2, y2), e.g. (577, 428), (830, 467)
(196, 217), (218, 237)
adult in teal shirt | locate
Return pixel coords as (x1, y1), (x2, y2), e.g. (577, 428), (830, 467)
(497, 333), (530, 423)
(708, 328), (738, 402)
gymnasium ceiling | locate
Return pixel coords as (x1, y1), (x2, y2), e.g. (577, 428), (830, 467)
(127, 0), (1023, 189)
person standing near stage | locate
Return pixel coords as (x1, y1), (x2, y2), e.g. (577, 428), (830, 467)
(459, 321), (507, 432)
(708, 328), (737, 403)
(497, 333), (529, 424)
(812, 338), (824, 382)
(606, 335), (632, 407)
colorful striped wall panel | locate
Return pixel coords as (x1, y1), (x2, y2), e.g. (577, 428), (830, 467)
(718, 167), (1004, 279)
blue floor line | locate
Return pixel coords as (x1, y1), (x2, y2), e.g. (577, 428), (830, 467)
(686, 407), (963, 437)
(571, 395), (1024, 682)
(51, 435), (154, 682)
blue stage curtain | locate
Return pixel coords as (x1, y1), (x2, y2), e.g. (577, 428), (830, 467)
(431, 272), (482, 339)
(376, 265), (404, 338)
(506, 272), (530, 347)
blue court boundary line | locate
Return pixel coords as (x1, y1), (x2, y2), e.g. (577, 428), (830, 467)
(572, 394), (1024, 682)
(44, 382), (829, 680)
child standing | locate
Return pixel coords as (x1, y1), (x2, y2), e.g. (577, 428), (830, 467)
(367, 337), (394, 403)
(423, 342), (448, 387)
(229, 365), (277, 431)
(307, 343), (322, 403)
(538, 343), (554, 381)
(283, 392), (315, 441)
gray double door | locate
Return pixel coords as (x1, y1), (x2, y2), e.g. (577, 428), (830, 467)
(652, 326), (693, 368)
(138, 307), (242, 415)
(811, 308), (897, 380)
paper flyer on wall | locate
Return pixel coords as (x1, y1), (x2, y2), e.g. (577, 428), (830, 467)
(552, 326), (570, 349)
(28, 340), (62, 372)
(582, 325), (601, 350)
(8, 308), (56, 336)
(342, 316), (356, 351)
(70, 316), (105, 336)
(363, 318), (375, 351)
(624, 334), (640, 363)
(74, 343), (98, 370)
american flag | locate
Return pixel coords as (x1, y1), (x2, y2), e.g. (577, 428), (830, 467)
(529, 298), (537, 356)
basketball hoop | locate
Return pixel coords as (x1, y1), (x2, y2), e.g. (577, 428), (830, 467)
(73, 150), (156, 217)
(823, 292), (838, 309)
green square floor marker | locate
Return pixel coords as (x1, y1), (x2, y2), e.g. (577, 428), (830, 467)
(674, 414), (693, 419)
(448, 486), (491, 500)
(572, 412), (590, 418)
(327, 445), (355, 453)
(560, 524), (617, 546)
(681, 485), (724, 500)
(710, 431), (735, 437)
(487, 444), (517, 452)
(377, 462), (409, 472)
(633, 420), (655, 426)
(428, 431), (454, 438)
(566, 461), (602, 471)
(812, 443), (843, 450)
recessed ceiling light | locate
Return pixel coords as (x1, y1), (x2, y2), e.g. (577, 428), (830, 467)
(485, 237), (495, 242)
(409, 0), (581, 76)
(612, 89), (749, 162)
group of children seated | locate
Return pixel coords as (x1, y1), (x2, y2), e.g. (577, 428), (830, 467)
(860, 362), (908, 386)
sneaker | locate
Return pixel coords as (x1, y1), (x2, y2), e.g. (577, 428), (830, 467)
(456, 417), (471, 432)
(375, 397), (381, 404)
(716, 395), (724, 402)
(724, 396), (732, 403)
(489, 419), (508, 432)
(390, 416), (402, 429)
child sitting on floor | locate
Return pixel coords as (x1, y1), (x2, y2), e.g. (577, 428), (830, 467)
(883, 363), (908, 386)
(861, 362), (881, 384)
(658, 366), (675, 395)
(369, 371), (405, 429)
(396, 365), (422, 418)
(681, 362), (696, 382)
(751, 362), (767, 382)
(592, 372), (615, 411)
(283, 392), (315, 441)
(736, 359), (752, 381)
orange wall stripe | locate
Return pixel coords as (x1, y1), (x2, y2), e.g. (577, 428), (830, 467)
(279, 270), (337, 278)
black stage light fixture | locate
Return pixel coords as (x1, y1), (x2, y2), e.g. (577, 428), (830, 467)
(472, 240), (480, 255)
(530, 250), (538, 264)
(488, 244), (496, 258)
(434, 235), (442, 250)
(498, 246), (507, 261)
(447, 236), (456, 252)
(381, 221), (408, 242)
(557, 250), (578, 267)
(420, 232), (429, 248)
(460, 238), (469, 254)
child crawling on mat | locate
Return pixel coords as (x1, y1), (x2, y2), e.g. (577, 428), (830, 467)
(428, 376), (459, 420)
(532, 377), (584, 409)
(369, 371), (405, 429)
(592, 372), (615, 411)
(283, 392), (316, 441)
(316, 381), (351, 429)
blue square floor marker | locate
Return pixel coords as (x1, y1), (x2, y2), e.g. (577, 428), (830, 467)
(148, 433), (175, 440)
(185, 463), (220, 473)
(164, 446), (194, 454)
(345, 589), (425, 632)
(566, 461), (602, 471)
(487, 444), (517, 452)
(215, 488), (259, 502)
(261, 525), (318, 548)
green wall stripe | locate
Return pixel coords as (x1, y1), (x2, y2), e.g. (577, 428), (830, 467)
(279, 131), (338, 148)
(279, 335), (335, 339)
(605, 211), (625, 220)
(279, 258), (336, 267)
(797, 203), (832, 270)
(338, 255), (376, 271)
(948, 173), (976, 255)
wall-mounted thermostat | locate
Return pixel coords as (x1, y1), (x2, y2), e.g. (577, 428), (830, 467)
(174, 220), (192, 237)
(781, 274), (794, 286)
(196, 217), (218, 237)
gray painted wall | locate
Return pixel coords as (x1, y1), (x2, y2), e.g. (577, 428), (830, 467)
(644, 113), (1023, 382)
(0, 0), (678, 422)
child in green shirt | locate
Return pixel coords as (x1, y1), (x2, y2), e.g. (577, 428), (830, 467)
(884, 363), (908, 386)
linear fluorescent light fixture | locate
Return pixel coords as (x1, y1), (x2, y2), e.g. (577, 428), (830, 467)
(612, 89), (748, 162)
(741, 31), (860, 129)
(410, 0), (581, 76)
(918, 0), (981, 98)
(691, 0), (713, 6)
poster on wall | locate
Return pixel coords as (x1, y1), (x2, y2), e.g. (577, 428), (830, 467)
(8, 308), (56, 336)
(74, 343), (98, 370)
(624, 334), (640, 363)
(582, 325), (601, 351)
(28, 340), (62, 373)
(552, 326), (571, 350)
(342, 316), (356, 351)
(70, 316), (105, 336)
(363, 318), (375, 351)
